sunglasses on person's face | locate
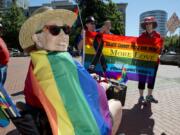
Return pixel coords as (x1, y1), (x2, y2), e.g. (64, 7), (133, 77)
(45, 25), (71, 36)
(90, 22), (96, 25)
(145, 22), (153, 25)
(86, 21), (96, 25)
(36, 25), (71, 36)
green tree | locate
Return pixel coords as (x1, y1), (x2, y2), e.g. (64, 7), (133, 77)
(79, 0), (124, 34)
(105, 1), (124, 34)
(164, 35), (180, 51)
(70, 0), (124, 48)
(1, 1), (26, 51)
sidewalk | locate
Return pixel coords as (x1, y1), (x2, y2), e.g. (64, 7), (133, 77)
(1, 57), (180, 135)
(119, 64), (180, 135)
(0, 57), (30, 135)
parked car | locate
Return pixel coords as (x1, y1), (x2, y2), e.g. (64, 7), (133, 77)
(160, 51), (180, 66)
(8, 48), (21, 57)
(8, 48), (29, 57)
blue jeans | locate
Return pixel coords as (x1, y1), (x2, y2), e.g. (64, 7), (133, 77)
(0, 65), (7, 85)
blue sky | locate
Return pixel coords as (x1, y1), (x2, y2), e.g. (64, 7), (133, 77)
(30, 0), (180, 36)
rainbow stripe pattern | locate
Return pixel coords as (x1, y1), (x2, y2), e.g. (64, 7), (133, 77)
(29, 51), (112, 135)
(0, 96), (9, 109)
(0, 96), (10, 127)
(85, 32), (163, 83)
(116, 65), (128, 83)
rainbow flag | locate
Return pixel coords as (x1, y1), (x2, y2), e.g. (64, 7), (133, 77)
(0, 96), (9, 109)
(28, 51), (112, 135)
(0, 108), (9, 127)
(85, 32), (163, 83)
(116, 65), (128, 83)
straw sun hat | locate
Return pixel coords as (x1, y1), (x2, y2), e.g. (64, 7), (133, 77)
(140, 16), (157, 30)
(19, 8), (77, 50)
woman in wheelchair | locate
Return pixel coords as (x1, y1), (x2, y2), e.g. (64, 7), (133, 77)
(14, 6), (123, 135)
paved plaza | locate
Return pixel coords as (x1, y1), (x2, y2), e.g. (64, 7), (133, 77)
(1, 57), (180, 135)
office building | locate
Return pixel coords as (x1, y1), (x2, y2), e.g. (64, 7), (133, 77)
(116, 3), (128, 35)
(0, 0), (29, 9)
(28, 0), (75, 16)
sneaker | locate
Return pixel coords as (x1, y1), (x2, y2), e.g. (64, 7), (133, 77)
(138, 96), (145, 104)
(146, 95), (158, 103)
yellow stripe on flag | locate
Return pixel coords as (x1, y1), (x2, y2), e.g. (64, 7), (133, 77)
(31, 51), (75, 135)
(85, 46), (158, 62)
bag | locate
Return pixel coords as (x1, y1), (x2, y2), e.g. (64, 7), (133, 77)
(91, 73), (127, 106)
(11, 113), (40, 135)
(106, 82), (127, 106)
(12, 103), (52, 135)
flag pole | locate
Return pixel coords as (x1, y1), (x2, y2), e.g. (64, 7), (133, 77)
(74, 0), (85, 65)
(75, 1), (84, 29)
(179, 26), (180, 48)
(82, 29), (86, 65)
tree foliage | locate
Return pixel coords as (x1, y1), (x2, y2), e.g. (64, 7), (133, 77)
(164, 35), (180, 52)
(70, 0), (125, 48)
(1, 2), (26, 51)
(79, 0), (124, 34)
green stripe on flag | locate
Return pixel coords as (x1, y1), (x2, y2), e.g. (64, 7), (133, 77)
(48, 52), (100, 135)
(85, 54), (157, 68)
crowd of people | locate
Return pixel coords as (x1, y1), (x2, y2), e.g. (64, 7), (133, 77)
(0, 6), (163, 135)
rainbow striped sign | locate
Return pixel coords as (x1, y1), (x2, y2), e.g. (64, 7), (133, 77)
(85, 32), (163, 83)
(28, 51), (112, 135)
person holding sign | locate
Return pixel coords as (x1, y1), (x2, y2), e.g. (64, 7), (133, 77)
(77, 16), (96, 52)
(100, 20), (112, 34)
(138, 16), (162, 104)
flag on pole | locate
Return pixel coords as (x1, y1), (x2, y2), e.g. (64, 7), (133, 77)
(0, 84), (21, 118)
(0, 96), (9, 109)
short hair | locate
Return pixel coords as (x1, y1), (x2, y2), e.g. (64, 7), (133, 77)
(104, 20), (111, 24)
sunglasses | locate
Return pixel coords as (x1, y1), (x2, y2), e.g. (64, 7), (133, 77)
(36, 25), (71, 36)
(145, 22), (153, 25)
(90, 22), (96, 25)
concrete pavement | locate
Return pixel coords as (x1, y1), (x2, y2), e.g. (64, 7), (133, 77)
(1, 57), (180, 135)
(119, 64), (180, 135)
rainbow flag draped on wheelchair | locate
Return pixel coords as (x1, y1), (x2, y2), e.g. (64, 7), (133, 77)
(0, 52), (113, 135)
(27, 51), (113, 135)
